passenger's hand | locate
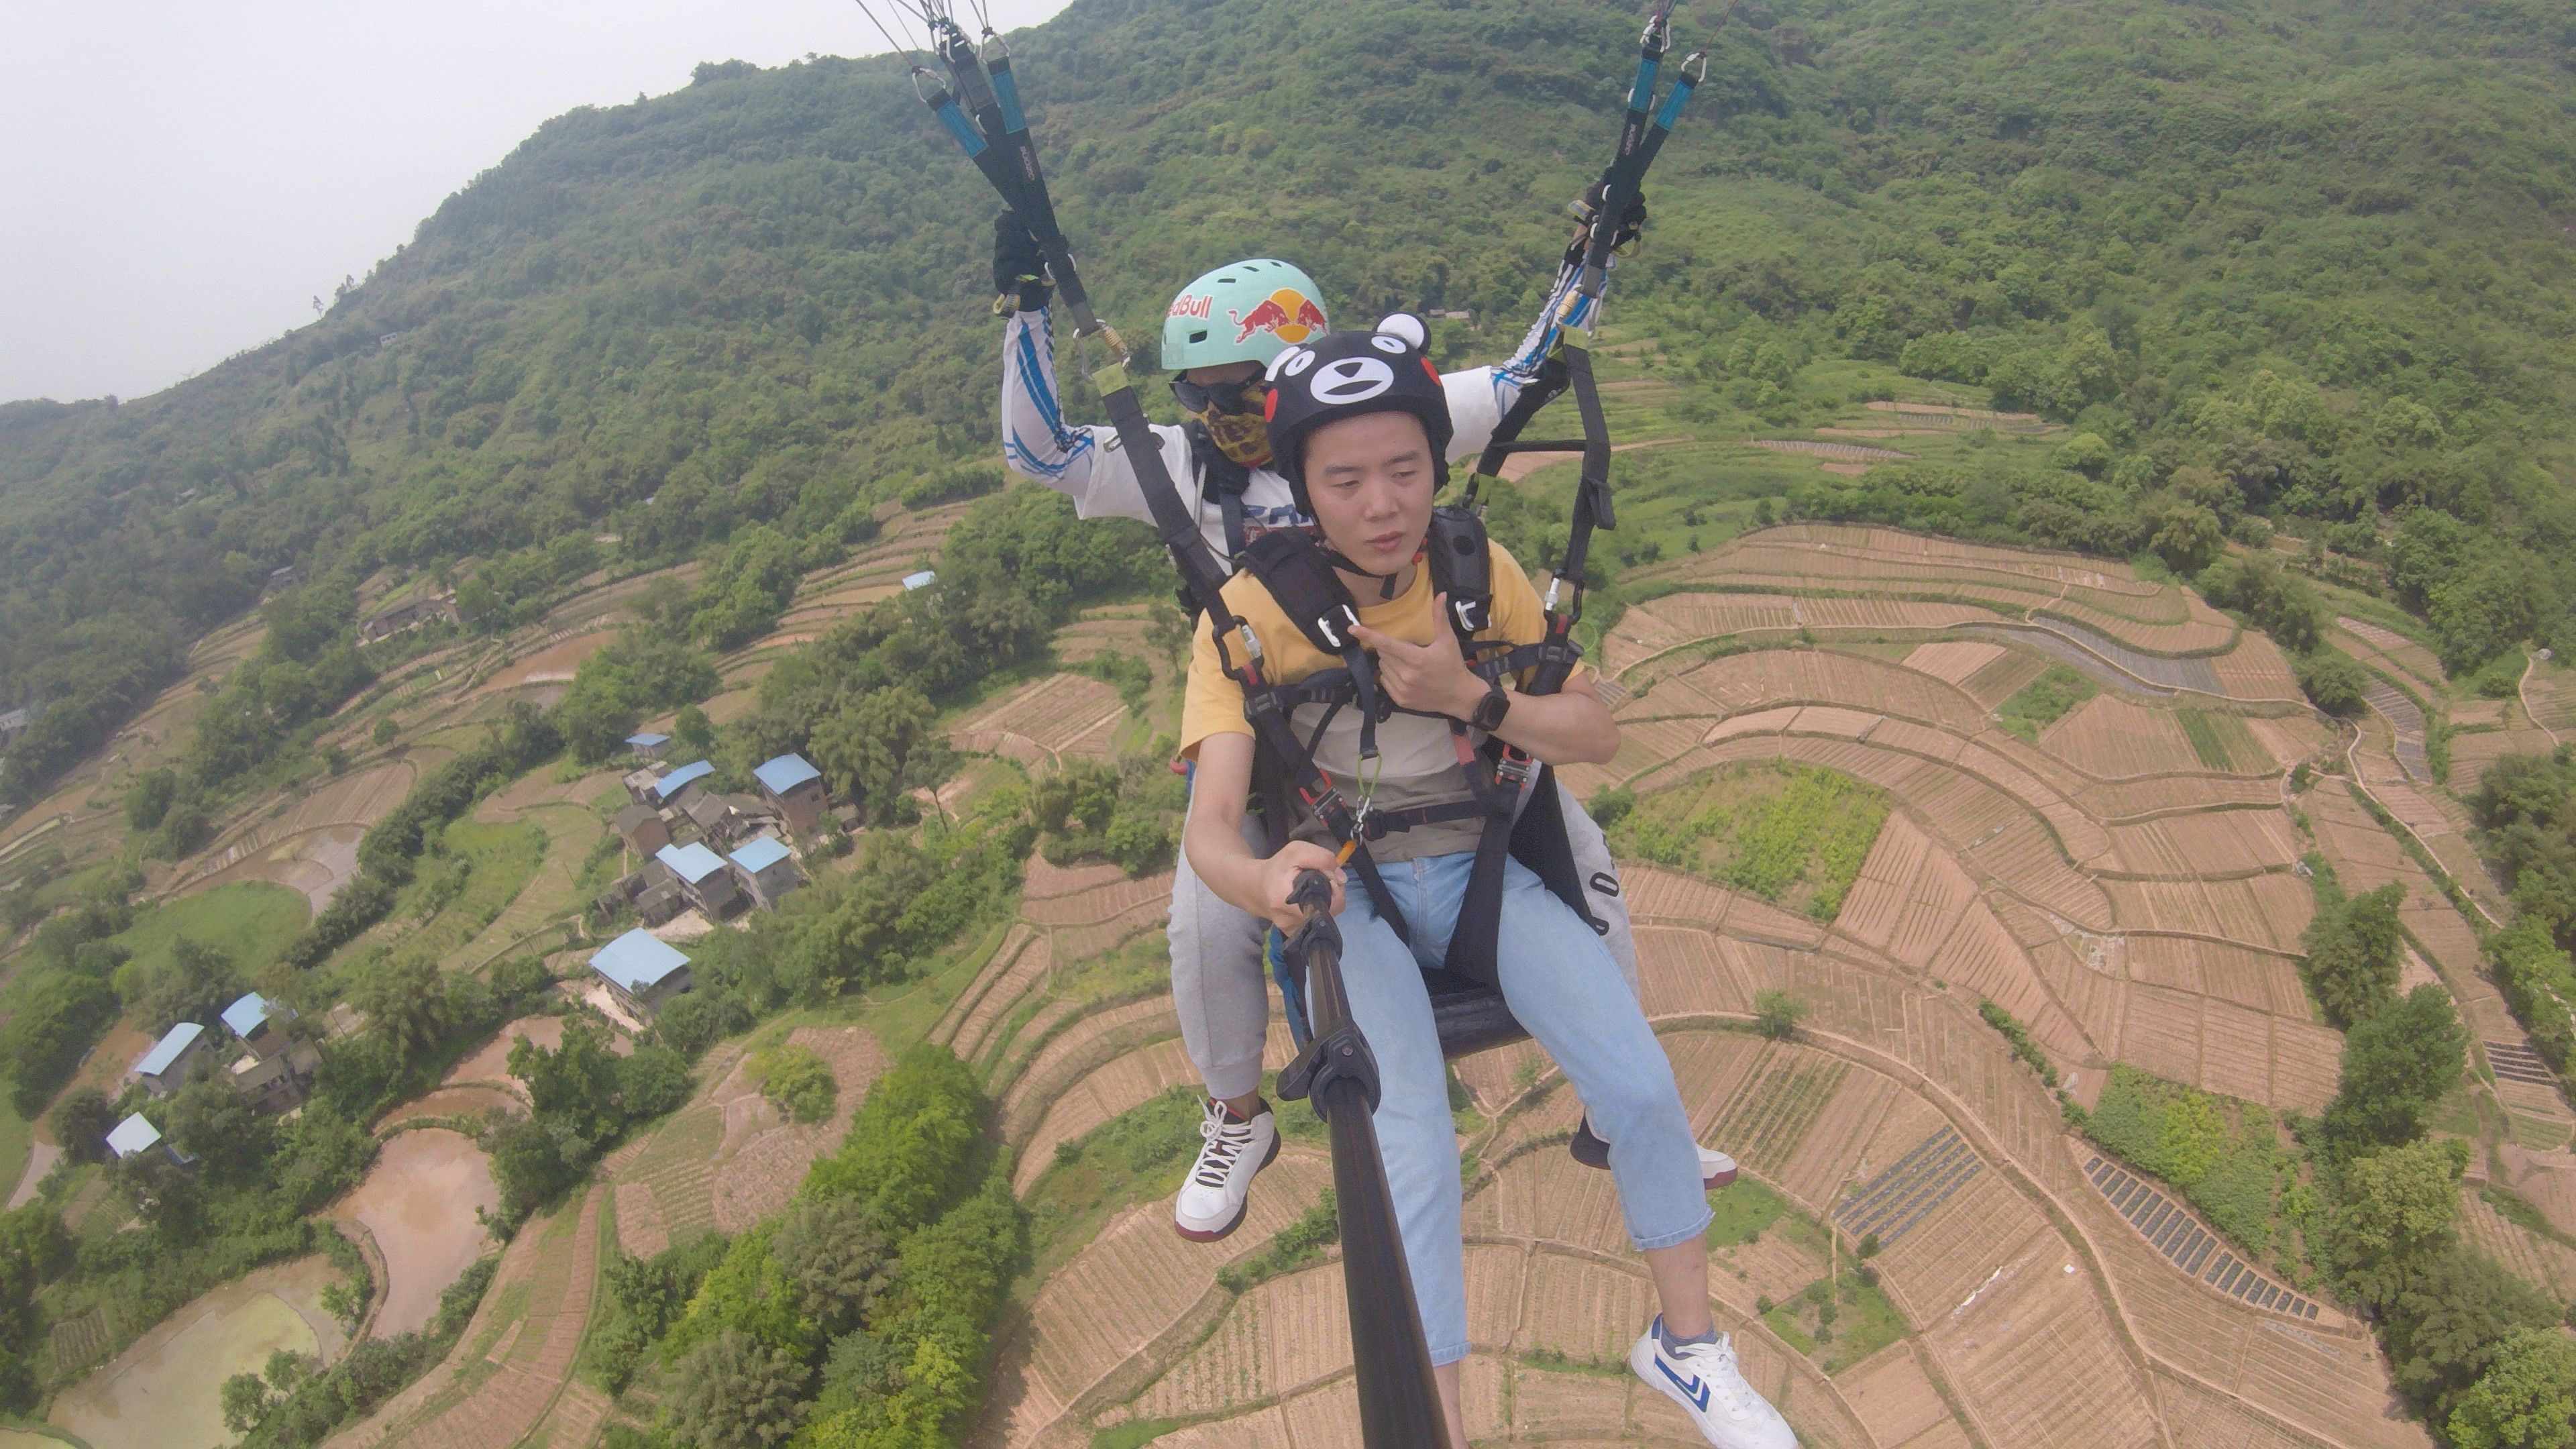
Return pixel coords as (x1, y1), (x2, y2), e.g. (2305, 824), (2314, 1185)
(1259, 841), (1345, 933)
(1351, 596), (1486, 720)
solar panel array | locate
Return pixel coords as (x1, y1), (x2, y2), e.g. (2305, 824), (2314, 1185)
(1833, 1126), (1984, 1247)
(2084, 1155), (2320, 1320)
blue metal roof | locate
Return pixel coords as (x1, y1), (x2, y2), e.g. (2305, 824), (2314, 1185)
(626, 732), (672, 747)
(729, 837), (793, 873)
(655, 842), (730, 885)
(133, 1022), (206, 1078)
(653, 761), (715, 800)
(106, 1113), (162, 1159)
(902, 570), (938, 591)
(753, 754), (822, 796)
(221, 992), (270, 1038)
(590, 928), (692, 992)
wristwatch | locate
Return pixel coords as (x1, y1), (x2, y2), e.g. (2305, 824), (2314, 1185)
(1470, 683), (1513, 733)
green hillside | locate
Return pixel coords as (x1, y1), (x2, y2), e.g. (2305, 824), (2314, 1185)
(3, 0), (2571, 814)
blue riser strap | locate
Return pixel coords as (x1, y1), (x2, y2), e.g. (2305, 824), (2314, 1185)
(1625, 58), (1660, 114)
(991, 65), (1028, 135)
(1654, 73), (1697, 129)
(935, 101), (987, 156)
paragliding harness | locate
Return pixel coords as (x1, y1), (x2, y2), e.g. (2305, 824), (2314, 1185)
(1242, 346), (1619, 1064)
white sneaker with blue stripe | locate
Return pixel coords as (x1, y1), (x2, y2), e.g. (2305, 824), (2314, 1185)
(1631, 1316), (1796, 1448)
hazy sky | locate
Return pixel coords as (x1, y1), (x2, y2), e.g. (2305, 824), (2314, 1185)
(1, 0), (1073, 406)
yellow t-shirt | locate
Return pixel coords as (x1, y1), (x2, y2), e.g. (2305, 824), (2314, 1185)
(1181, 539), (1582, 861)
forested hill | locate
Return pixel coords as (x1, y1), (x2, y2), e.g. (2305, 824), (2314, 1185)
(4, 0), (2574, 803)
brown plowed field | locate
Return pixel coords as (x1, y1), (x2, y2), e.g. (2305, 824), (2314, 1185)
(1011, 1037), (1199, 1193)
(1128, 1263), (1354, 1420)
(2042, 695), (2207, 777)
(1926, 1238), (2163, 1449)
(1843, 1348), (1961, 1446)
(1903, 640), (2006, 686)
(951, 673), (1126, 764)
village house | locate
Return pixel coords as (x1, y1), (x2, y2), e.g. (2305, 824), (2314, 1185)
(626, 731), (672, 761)
(655, 841), (741, 917)
(653, 760), (716, 808)
(622, 765), (665, 806)
(105, 1112), (195, 1168)
(131, 1022), (211, 1098)
(0, 707), (29, 749)
(613, 802), (671, 856)
(753, 753), (828, 834)
(679, 788), (737, 847)
(221, 992), (319, 1114)
(590, 929), (694, 1018)
(357, 594), (458, 643)
(728, 835), (803, 908)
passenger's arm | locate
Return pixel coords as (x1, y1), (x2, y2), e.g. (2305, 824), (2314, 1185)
(1349, 599), (1619, 766)
(1185, 732), (1347, 930)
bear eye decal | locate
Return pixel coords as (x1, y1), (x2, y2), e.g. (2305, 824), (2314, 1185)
(1370, 334), (1408, 355)
(1310, 357), (1395, 404)
(1277, 348), (1317, 378)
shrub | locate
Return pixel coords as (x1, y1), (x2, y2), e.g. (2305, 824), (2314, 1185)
(2296, 651), (2370, 716)
(751, 1043), (837, 1123)
(1754, 990), (1805, 1041)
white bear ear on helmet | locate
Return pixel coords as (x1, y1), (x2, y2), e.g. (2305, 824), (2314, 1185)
(1373, 313), (1428, 350)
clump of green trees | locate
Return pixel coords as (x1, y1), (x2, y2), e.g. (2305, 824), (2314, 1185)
(2467, 749), (2576, 1075)
(486, 1020), (695, 1222)
(628, 1046), (1024, 1449)
(1033, 756), (1183, 876)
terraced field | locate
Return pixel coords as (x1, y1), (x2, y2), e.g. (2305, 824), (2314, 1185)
(958, 527), (2538, 1448)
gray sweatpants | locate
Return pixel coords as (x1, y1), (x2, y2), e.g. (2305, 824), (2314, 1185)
(1168, 775), (1638, 1101)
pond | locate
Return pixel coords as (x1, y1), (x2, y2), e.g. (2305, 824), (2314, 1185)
(48, 1254), (345, 1449)
(329, 1128), (498, 1337)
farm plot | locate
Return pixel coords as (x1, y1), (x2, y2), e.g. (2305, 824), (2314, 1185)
(1903, 640), (2006, 687)
(2081, 1155), (2319, 1320)
(2038, 695), (2208, 778)
(1703, 1045), (1851, 1179)
(1017, 1155), (1332, 1434)
(2459, 1188), (2576, 1299)
(708, 1025), (888, 1232)
(1011, 1037), (1200, 1193)
(949, 672), (1126, 765)
(2335, 616), (2448, 694)
(1479, 1139), (1638, 1259)
(1958, 648), (2050, 710)
(1126, 1263), (1355, 1421)
(1841, 1348), (1964, 1448)
(48, 1254), (347, 1449)
(1922, 1236), (2165, 1449)
(329, 1128), (498, 1338)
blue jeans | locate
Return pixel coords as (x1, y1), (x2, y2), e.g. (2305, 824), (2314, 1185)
(1314, 851), (1710, 1366)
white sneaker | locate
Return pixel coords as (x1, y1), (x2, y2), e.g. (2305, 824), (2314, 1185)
(1699, 1144), (1740, 1189)
(1631, 1317), (1796, 1449)
(1571, 1116), (1740, 1189)
(1173, 1098), (1279, 1242)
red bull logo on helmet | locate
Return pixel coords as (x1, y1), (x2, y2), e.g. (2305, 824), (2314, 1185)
(1229, 288), (1327, 346)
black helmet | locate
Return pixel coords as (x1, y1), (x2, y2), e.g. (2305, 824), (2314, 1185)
(1262, 315), (1454, 511)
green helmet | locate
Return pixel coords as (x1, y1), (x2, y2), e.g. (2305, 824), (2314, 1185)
(1161, 259), (1330, 372)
